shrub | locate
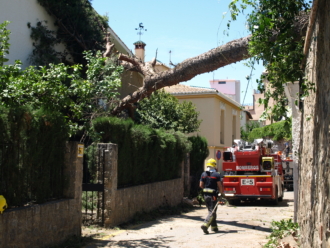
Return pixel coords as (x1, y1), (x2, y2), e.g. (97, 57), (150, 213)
(92, 117), (192, 187)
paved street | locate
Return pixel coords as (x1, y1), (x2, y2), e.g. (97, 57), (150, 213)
(83, 192), (294, 248)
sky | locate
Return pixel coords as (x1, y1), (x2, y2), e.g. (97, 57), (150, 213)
(91, 0), (265, 105)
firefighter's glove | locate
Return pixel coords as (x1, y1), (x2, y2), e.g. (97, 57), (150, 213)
(218, 197), (227, 206)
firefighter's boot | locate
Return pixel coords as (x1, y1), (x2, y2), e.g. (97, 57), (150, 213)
(201, 223), (209, 234)
(211, 226), (219, 232)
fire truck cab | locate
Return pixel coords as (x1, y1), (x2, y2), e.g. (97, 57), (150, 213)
(222, 139), (284, 205)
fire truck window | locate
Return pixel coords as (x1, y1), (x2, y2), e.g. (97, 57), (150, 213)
(263, 161), (272, 170)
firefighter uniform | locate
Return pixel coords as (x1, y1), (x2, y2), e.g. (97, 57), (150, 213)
(199, 158), (221, 234)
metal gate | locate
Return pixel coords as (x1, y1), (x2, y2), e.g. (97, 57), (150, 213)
(82, 145), (106, 226)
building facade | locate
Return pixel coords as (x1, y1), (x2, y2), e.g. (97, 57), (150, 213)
(164, 84), (241, 172)
(209, 79), (241, 103)
(244, 89), (267, 125)
(240, 110), (253, 130)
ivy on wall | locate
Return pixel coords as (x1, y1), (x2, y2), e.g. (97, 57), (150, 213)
(27, 20), (62, 65)
(30, 0), (109, 65)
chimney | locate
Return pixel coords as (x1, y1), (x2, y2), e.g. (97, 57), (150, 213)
(134, 41), (146, 62)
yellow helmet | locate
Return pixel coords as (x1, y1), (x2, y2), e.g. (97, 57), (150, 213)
(0, 195), (7, 214)
(206, 158), (217, 168)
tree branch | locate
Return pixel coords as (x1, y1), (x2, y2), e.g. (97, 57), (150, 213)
(103, 34), (115, 58)
(120, 61), (141, 73)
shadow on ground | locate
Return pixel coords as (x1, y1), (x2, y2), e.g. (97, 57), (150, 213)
(84, 236), (174, 248)
(227, 198), (293, 208)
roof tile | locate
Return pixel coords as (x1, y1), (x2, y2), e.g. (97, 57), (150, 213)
(163, 84), (218, 94)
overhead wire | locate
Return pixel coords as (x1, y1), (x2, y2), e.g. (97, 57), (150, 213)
(213, 7), (230, 81)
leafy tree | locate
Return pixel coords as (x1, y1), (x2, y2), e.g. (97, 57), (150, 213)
(229, 0), (311, 121)
(240, 121), (261, 141)
(135, 90), (201, 133)
(0, 21), (123, 137)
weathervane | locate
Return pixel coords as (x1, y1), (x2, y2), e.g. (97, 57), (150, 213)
(135, 23), (147, 40)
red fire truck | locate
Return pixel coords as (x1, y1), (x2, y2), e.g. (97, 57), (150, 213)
(222, 139), (284, 205)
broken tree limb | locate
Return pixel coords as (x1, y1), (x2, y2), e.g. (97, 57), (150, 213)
(103, 35), (115, 58)
(112, 35), (251, 115)
(119, 54), (158, 77)
(119, 54), (141, 69)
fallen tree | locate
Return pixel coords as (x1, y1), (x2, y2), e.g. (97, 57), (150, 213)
(111, 12), (309, 115)
(34, 0), (309, 116)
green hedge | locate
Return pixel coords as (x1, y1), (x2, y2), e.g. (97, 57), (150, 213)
(0, 106), (69, 207)
(187, 136), (209, 197)
(188, 136), (209, 177)
(248, 119), (292, 142)
(92, 117), (192, 188)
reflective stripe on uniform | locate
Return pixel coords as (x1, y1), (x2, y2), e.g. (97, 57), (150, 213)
(203, 188), (216, 193)
(201, 176), (218, 179)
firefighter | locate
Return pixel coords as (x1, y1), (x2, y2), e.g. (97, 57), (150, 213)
(199, 158), (223, 234)
(284, 142), (290, 158)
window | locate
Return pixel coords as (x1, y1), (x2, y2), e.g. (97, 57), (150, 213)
(220, 110), (225, 144)
(218, 81), (226, 84)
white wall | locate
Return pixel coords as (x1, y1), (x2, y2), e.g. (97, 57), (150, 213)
(240, 111), (247, 131)
(209, 79), (241, 104)
(0, 0), (60, 68)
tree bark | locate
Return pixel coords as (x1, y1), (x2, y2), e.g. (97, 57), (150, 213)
(112, 13), (309, 115)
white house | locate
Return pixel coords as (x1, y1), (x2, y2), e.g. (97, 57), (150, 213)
(1, 0), (60, 67)
(0, 0), (133, 68)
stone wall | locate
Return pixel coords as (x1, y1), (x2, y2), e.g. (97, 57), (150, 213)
(109, 178), (184, 227)
(297, 0), (330, 247)
(0, 142), (83, 248)
(99, 143), (186, 227)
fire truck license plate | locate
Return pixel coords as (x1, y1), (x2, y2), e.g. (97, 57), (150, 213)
(241, 179), (255, 185)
